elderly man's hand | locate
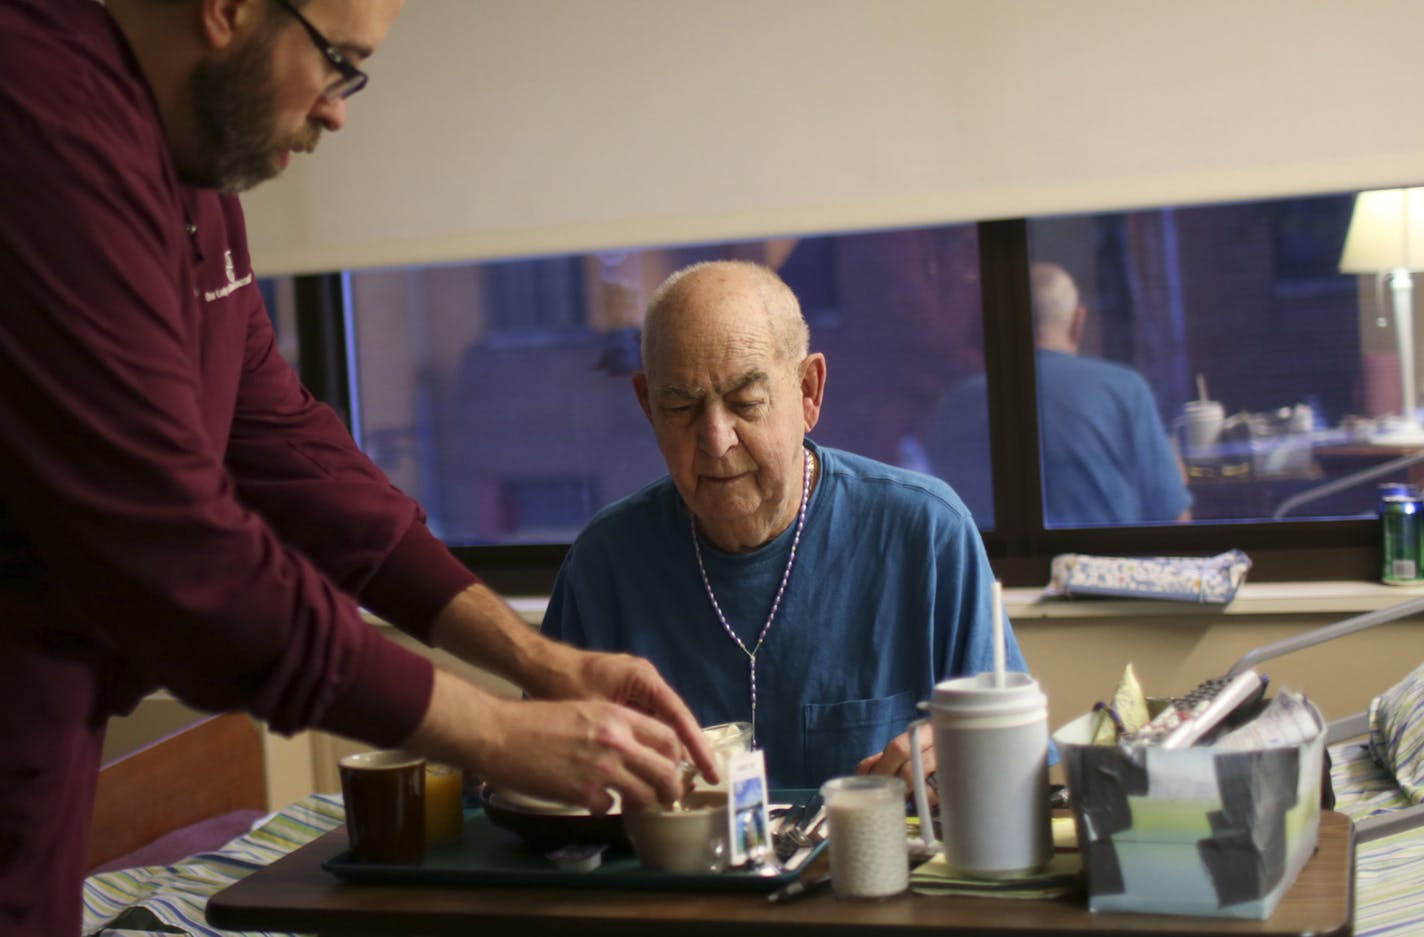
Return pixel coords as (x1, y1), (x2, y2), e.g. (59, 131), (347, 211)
(855, 721), (937, 808)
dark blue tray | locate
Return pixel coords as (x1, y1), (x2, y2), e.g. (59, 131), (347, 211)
(322, 788), (825, 892)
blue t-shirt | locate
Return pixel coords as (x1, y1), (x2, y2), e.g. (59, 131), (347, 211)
(542, 440), (1030, 789)
(926, 350), (1191, 528)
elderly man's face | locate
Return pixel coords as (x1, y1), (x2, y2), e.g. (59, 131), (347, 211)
(635, 283), (822, 553)
(185, 0), (402, 193)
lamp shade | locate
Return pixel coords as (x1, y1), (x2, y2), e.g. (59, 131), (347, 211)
(1340, 187), (1424, 273)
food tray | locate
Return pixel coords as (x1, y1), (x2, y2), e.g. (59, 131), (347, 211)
(323, 788), (825, 892)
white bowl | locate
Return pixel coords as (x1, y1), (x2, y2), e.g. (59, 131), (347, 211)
(481, 787), (627, 851)
(622, 790), (729, 873)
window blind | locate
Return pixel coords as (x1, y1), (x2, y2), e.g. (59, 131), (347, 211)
(242, 0), (1424, 275)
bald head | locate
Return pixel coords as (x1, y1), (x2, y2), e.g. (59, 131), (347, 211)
(633, 260), (826, 553)
(641, 261), (809, 376)
(1030, 262), (1083, 353)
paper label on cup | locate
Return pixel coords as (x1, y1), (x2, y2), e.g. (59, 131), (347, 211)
(726, 748), (771, 867)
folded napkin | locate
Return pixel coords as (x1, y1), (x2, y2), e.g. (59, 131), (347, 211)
(909, 851), (1082, 899)
(1045, 549), (1251, 604)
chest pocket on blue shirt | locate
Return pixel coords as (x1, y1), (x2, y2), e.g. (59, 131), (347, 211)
(802, 690), (919, 785)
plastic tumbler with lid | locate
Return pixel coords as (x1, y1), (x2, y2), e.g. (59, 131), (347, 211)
(910, 671), (1052, 878)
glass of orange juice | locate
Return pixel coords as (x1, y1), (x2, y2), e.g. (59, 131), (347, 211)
(424, 762), (465, 846)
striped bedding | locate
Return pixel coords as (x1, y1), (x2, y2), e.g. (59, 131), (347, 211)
(82, 793), (345, 937)
(1329, 738), (1424, 937)
(80, 751), (1424, 937)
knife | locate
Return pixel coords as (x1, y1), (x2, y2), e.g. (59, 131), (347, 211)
(776, 801), (807, 836)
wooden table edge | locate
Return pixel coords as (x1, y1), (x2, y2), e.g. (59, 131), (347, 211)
(208, 809), (1356, 937)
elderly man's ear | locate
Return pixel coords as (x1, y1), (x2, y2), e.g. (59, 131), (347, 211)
(632, 372), (653, 422)
(800, 354), (827, 432)
(1068, 305), (1088, 352)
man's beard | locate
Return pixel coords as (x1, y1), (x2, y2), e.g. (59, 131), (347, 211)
(183, 26), (318, 193)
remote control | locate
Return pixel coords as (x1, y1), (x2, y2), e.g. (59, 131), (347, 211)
(1123, 669), (1267, 749)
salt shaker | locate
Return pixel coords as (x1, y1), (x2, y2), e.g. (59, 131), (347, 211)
(820, 775), (908, 900)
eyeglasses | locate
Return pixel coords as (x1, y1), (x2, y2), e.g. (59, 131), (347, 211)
(272, 0), (368, 101)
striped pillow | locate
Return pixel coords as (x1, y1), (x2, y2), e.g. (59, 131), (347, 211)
(1370, 662), (1424, 804)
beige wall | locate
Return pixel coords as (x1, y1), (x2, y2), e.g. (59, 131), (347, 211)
(1017, 614), (1418, 739)
(106, 589), (1423, 809)
(103, 633), (519, 807)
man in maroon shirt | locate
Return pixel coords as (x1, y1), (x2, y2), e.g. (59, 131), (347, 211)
(0, 1), (715, 932)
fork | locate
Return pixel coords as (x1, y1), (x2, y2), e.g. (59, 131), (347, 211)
(791, 804), (827, 847)
(774, 800), (826, 863)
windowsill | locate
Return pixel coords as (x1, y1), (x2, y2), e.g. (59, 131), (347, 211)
(1009, 580), (1424, 620)
(488, 581), (1424, 626)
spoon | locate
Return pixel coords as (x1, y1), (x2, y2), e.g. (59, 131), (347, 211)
(670, 759), (698, 810)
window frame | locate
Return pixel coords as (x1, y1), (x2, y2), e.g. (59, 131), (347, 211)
(291, 218), (1380, 594)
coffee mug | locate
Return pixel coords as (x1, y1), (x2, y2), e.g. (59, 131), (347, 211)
(622, 790), (729, 873)
(908, 672), (1051, 879)
(339, 750), (426, 863)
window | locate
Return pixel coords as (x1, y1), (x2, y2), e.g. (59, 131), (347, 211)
(1026, 197), (1368, 527)
(284, 189), (1414, 590)
(338, 229), (984, 551)
(258, 276), (300, 368)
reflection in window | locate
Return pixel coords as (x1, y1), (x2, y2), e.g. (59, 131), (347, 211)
(931, 192), (1418, 530)
(926, 260), (1194, 530)
(1029, 195), (1381, 527)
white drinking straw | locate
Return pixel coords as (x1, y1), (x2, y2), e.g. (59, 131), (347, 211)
(992, 579), (1006, 688)
(1196, 372), (1208, 403)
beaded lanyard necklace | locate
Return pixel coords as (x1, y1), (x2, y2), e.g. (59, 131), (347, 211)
(691, 447), (812, 747)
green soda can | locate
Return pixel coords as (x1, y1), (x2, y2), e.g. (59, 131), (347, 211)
(1380, 492), (1422, 584)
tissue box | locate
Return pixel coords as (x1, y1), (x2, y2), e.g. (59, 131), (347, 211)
(1053, 701), (1324, 919)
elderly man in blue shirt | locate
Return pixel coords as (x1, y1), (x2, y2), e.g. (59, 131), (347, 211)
(542, 260), (1032, 791)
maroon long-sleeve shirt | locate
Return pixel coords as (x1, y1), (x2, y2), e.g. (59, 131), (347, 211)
(0, 1), (477, 931)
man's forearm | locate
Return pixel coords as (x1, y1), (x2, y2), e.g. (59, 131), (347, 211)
(428, 582), (576, 698)
(402, 667), (506, 769)
(424, 582), (720, 789)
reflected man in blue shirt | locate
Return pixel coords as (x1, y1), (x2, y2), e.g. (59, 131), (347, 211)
(926, 262), (1192, 528)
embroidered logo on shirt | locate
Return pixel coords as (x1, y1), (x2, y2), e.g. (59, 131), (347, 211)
(203, 250), (254, 302)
